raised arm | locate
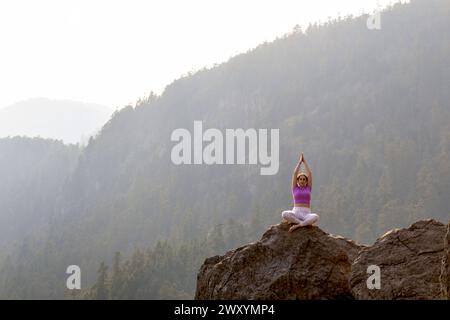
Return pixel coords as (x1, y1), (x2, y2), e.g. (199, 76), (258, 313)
(302, 155), (313, 188)
(291, 154), (303, 189)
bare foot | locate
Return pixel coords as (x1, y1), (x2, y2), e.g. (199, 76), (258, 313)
(282, 219), (295, 226)
(289, 224), (303, 232)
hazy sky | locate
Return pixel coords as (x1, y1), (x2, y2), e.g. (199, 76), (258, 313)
(0, 0), (404, 110)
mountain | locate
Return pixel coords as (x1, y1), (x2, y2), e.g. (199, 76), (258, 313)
(0, 0), (449, 299)
(195, 219), (449, 300)
(0, 98), (114, 144)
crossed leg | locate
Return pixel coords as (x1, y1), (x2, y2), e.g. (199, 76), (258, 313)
(281, 210), (302, 224)
(281, 210), (319, 232)
(281, 210), (305, 232)
(301, 213), (319, 226)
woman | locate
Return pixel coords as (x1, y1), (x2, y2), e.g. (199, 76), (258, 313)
(282, 153), (319, 232)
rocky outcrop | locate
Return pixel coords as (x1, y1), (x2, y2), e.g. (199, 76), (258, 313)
(196, 219), (449, 300)
(350, 220), (447, 299)
(195, 223), (364, 299)
(441, 221), (450, 299)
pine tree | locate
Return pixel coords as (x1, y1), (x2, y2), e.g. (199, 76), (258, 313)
(354, 207), (373, 244)
(110, 252), (123, 299)
(95, 262), (109, 300)
(208, 224), (226, 255)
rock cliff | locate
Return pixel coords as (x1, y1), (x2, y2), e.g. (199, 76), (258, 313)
(350, 220), (446, 299)
(440, 221), (450, 299)
(196, 222), (364, 299)
(196, 219), (449, 300)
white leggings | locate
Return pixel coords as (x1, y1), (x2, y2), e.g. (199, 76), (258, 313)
(281, 207), (319, 227)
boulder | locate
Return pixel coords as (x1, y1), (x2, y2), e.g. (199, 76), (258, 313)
(440, 221), (450, 299)
(350, 219), (447, 299)
(195, 222), (364, 300)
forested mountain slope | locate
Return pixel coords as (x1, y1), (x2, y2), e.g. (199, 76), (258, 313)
(0, 137), (79, 246)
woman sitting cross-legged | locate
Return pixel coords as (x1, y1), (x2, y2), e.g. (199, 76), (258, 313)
(281, 153), (319, 232)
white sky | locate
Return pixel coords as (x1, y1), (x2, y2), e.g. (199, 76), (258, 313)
(0, 0), (403, 110)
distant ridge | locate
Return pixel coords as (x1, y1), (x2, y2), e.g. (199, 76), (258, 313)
(0, 97), (114, 144)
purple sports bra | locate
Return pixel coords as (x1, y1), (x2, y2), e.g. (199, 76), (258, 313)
(292, 185), (311, 205)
